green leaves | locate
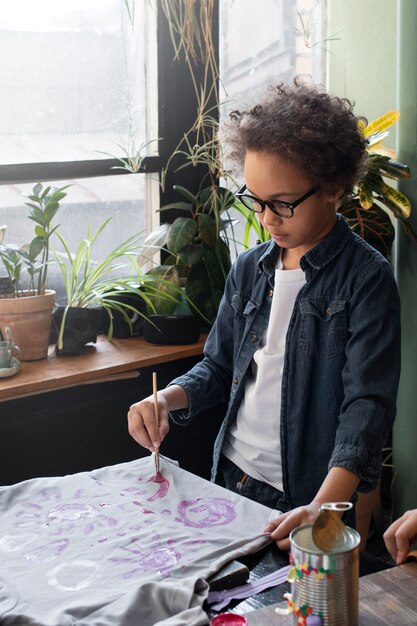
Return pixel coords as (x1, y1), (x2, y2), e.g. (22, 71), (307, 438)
(52, 217), (184, 344)
(143, 182), (240, 325)
(28, 237), (45, 261)
(185, 240), (231, 325)
(0, 182), (69, 296)
(369, 155), (411, 180)
(143, 265), (181, 315)
(198, 214), (217, 247)
(340, 110), (416, 255)
(172, 185), (198, 204)
(339, 199), (395, 259)
(380, 184), (411, 219)
(167, 217), (198, 253)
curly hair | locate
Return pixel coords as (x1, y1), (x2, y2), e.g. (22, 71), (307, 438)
(220, 77), (368, 196)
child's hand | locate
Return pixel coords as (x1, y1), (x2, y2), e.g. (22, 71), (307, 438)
(383, 509), (417, 564)
(264, 502), (322, 551)
(127, 393), (170, 451)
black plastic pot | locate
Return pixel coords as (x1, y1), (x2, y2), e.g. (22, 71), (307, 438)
(143, 314), (200, 345)
(51, 305), (105, 355)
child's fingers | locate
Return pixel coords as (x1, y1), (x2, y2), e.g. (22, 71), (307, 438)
(383, 513), (414, 563)
(264, 515), (293, 551)
(266, 505), (321, 552)
(275, 536), (291, 551)
(392, 519), (417, 564)
(266, 508), (308, 548)
(128, 399), (159, 449)
(263, 511), (289, 533)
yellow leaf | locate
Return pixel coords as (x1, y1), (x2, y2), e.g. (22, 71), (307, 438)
(364, 111), (400, 139)
(368, 143), (397, 159)
(382, 184), (411, 219)
(358, 119), (367, 132)
(358, 183), (373, 209)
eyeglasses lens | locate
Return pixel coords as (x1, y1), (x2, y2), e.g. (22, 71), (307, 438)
(240, 195), (293, 217)
(239, 196), (261, 213)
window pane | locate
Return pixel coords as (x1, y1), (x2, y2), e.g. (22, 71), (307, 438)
(219, 0), (325, 99)
(0, 174), (157, 302)
(0, 0), (148, 165)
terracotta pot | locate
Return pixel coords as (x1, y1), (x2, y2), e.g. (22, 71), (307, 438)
(0, 290), (55, 361)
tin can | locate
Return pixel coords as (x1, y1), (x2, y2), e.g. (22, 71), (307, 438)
(289, 521), (360, 626)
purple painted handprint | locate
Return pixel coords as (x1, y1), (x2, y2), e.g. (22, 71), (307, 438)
(177, 498), (236, 528)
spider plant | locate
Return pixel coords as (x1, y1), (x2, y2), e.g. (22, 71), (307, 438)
(52, 217), (181, 350)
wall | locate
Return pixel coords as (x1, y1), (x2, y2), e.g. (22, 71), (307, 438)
(393, 0), (417, 518)
(327, 0), (417, 516)
(327, 0), (397, 125)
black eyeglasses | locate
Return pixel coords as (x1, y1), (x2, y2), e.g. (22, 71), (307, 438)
(235, 184), (318, 218)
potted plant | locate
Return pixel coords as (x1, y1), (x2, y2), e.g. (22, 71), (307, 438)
(139, 264), (200, 345)
(0, 183), (69, 360)
(51, 216), (183, 355)
(144, 184), (241, 327)
(339, 111), (416, 258)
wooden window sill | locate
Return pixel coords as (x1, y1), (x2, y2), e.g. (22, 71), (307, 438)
(0, 334), (207, 402)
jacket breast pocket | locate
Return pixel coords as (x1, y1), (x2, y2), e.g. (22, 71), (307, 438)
(231, 292), (258, 340)
(298, 298), (347, 359)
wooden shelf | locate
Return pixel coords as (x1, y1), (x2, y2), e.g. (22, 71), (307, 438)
(0, 334), (206, 402)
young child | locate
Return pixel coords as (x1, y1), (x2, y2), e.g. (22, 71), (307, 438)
(128, 79), (401, 550)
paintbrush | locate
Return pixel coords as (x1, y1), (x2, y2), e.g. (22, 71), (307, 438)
(152, 371), (160, 475)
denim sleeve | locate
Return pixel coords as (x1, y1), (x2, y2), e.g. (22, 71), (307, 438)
(167, 260), (239, 426)
(328, 259), (401, 492)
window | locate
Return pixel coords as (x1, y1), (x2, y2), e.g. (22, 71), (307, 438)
(0, 0), (150, 165)
(0, 0), (159, 300)
(219, 0), (325, 100)
(0, 1), (328, 295)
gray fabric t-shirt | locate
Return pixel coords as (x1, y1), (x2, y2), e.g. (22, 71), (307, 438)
(0, 456), (274, 625)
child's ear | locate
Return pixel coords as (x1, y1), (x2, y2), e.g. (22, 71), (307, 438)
(326, 185), (345, 207)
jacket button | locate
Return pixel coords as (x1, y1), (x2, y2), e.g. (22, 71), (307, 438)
(325, 307), (332, 316)
(250, 334), (257, 342)
(233, 377), (239, 385)
(267, 289), (274, 297)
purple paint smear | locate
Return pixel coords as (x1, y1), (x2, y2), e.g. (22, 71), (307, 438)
(122, 547), (180, 579)
(146, 474), (170, 502)
(6, 470), (240, 586)
(24, 538), (69, 562)
(132, 502), (155, 515)
(176, 498), (237, 528)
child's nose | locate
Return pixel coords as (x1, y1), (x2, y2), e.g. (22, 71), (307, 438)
(263, 205), (284, 226)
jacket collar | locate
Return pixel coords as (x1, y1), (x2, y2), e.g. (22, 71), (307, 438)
(301, 214), (352, 271)
(257, 213), (352, 275)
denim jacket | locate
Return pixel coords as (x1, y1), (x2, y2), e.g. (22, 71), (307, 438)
(169, 215), (401, 508)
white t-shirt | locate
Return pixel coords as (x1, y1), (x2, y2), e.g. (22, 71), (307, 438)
(0, 456), (273, 626)
(223, 259), (306, 490)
